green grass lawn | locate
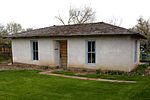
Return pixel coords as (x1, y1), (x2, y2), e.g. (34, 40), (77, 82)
(0, 70), (150, 100)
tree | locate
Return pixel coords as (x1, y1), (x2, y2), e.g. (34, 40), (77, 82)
(0, 24), (9, 45)
(132, 17), (150, 37)
(26, 28), (33, 31)
(132, 17), (150, 52)
(107, 17), (123, 26)
(6, 22), (22, 34)
(0, 24), (7, 36)
(55, 6), (96, 25)
(0, 24), (4, 33)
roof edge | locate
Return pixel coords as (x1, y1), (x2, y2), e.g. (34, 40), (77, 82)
(7, 33), (146, 39)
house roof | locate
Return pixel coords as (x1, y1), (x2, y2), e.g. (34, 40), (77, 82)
(9, 22), (145, 38)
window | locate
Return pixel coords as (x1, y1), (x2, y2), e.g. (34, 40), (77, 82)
(87, 41), (96, 64)
(31, 41), (38, 60)
(134, 40), (137, 63)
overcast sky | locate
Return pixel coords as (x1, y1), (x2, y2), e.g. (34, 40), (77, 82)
(0, 0), (150, 29)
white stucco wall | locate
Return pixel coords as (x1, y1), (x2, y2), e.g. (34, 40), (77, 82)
(12, 35), (140, 72)
(12, 38), (55, 66)
(67, 36), (140, 72)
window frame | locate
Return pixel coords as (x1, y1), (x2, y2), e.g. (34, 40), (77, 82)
(86, 40), (96, 65)
(31, 40), (39, 61)
(134, 40), (138, 63)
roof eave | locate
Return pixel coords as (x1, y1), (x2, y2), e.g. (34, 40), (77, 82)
(8, 33), (146, 39)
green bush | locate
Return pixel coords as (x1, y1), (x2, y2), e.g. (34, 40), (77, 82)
(105, 70), (126, 75)
(96, 69), (101, 74)
(41, 66), (49, 70)
(81, 68), (87, 72)
(0, 54), (10, 62)
(134, 64), (149, 75)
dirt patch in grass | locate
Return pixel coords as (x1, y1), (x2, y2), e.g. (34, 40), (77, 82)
(0, 62), (57, 71)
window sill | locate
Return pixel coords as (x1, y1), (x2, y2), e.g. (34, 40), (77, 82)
(32, 60), (39, 61)
(86, 63), (96, 67)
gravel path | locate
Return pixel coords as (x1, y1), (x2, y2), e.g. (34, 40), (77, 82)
(39, 71), (137, 83)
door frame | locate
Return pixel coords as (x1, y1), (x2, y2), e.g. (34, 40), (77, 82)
(54, 40), (67, 68)
(54, 41), (60, 67)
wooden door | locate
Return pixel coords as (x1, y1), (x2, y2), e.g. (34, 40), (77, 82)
(60, 40), (67, 68)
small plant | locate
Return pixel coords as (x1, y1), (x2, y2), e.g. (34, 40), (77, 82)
(134, 64), (149, 75)
(96, 69), (101, 74)
(41, 66), (49, 70)
(82, 68), (87, 72)
(105, 70), (127, 76)
(56, 66), (59, 69)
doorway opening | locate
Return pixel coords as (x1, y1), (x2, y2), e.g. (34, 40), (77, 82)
(55, 40), (67, 68)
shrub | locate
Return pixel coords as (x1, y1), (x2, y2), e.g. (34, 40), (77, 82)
(41, 66), (49, 70)
(105, 70), (126, 75)
(96, 69), (101, 74)
(134, 64), (149, 75)
(82, 68), (87, 72)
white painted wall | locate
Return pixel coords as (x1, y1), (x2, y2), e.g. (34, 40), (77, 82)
(12, 38), (55, 66)
(67, 36), (140, 72)
(68, 38), (86, 67)
(12, 35), (140, 72)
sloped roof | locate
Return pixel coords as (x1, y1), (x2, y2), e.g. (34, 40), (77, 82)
(9, 22), (145, 38)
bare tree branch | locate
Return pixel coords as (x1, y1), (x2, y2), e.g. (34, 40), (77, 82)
(55, 6), (96, 25)
(107, 17), (122, 26)
(55, 14), (66, 25)
(6, 22), (23, 34)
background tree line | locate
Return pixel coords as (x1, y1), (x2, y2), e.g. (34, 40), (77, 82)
(131, 17), (150, 52)
(0, 22), (33, 45)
